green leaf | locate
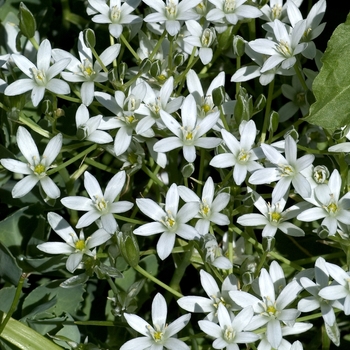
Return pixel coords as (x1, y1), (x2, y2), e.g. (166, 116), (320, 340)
(22, 280), (85, 321)
(304, 12), (350, 129)
(0, 243), (22, 285)
(0, 314), (62, 350)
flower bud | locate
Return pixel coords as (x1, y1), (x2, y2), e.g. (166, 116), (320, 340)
(118, 224), (140, 267)
(140, 58), (152, 73)
(19, 2), (36, 39)
(174, 52), (185, 67)
(150, 60), (162, 78)
(269, 111), (279, 133)
(181, 162), (195, 178)
(212, 86), (225, 107)
(83, 28), (96, 49)
(233, 35), (245, 57)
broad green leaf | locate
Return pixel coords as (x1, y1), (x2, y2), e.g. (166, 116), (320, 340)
(22, 280), (85, 321)
(0, 286), (16, 313)
(305, 12), (350, 129)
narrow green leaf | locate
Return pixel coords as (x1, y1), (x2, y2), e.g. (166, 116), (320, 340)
(0, 315), (62, 350)
(305, 12), (350, 129)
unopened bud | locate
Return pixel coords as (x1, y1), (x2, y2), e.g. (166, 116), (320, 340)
(118, 224), (140, 267)
(19, 2), (36, 39)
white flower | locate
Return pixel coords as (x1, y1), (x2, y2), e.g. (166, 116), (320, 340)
(184, 20), (216, 65)
(319, 261), (350, 315)
(206, 0), (262, 28)
(95, 82), (152, 156)
(287, 0), (327, 59)
(202, 234), (233, 269)
(37, 212), (111, 273)
(133, 183), (199, 260)
(237, 190), (307, 237)
(0, 126), (62, 199)
(249, 135), (314, 203)
(153, 94), (221, 163)
(229, 261), (302, 349)
(178, 269), (239, 322)
(260, 0), (303, 23)
(231, 44), (295, 86)
(178, 176), (230, 235)
(121, 293), (191, 350)
(297, 169), (350, 235)
(61, 171), (133, 233)
(198, 304), (259, 349)
(186, 69), (225, 119)
(210, 120), (263, 185)
(52, 32), (121, 106)
(75, 104), (113, 144)
(4, 39), (70, 107)
(298, 257), (340, 327)
(249, 19), (307, 72)
(87, 0), (142, 39)
(143, 0), (202, 36)
(136, 76), (184, 134)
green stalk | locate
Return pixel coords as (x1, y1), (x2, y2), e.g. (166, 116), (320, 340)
(134, 264), (183, 298)
(0, 274), (27, 335)
(260, 79), (275, 144)
(120, 34), (141, 63)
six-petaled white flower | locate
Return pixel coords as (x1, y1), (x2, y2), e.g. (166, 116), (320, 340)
(121, 293), (191, 350)
(61, 171), (133, 233)
(5, 39), (70, 107)
(134, 183), (199, 260)
(1, 126), (62, 199)
(154, 94), (221, 163)
(37, 212), (111, 273)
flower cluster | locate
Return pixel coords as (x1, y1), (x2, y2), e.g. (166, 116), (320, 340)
(2, 0), (350, 349)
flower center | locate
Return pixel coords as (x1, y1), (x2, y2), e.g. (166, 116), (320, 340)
(266, 304), (277, 315)
(201, 29), (215, 47)
(32, 67), (47, 86)
(223, 326), (236, 342)
(279, 164), (295, 177)
(34, 163), (46, 175)
(270, 211), (281, 223)
(276, 40), (292, 57)
(313, 165), (329, 184)
(80, 59), (95, 78)
(110, 5), (121, 22)
(94, 196), (109, 212)
(196, 2), (206, 15)
(202, 103), (211, 113)
(238, 149), (251, 163)
(200, 202), (211, 217)
(224, 0), (236, 13)
(326, 202), (338, 214)
(75, 239), (86, 251)
(271, 4), (282, 20)
(296, 92), (306, 105)
(165, 0), (177, 19)
(182, 126), (197, 144)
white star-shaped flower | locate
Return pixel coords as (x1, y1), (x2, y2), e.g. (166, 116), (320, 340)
(4, 39), (70, 107)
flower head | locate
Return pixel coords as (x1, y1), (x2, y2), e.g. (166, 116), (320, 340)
(153, 94), (221, 163)
(297, 169), (350, 235)
(134, 183), (199, 259)
(1, 126), (62, 199)
(61, 171), (133, 233)
(4, 39), (70, 106)
(37, 212), (111, 273)
(52, 32), (120, 106)
(121, 293), (191, 350)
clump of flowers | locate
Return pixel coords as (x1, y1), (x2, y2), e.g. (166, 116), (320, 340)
(2, 1), (350, 349)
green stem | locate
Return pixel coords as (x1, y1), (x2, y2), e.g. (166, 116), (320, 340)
(294, 62), (309, 92)
(46, 144), (97, 176)
(0, 273), (27, 335)
(260, 79), (275, 144)
(149, 31), (167, 61)
(119, 34), (141, 63)
(134, 264), (183, 298)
